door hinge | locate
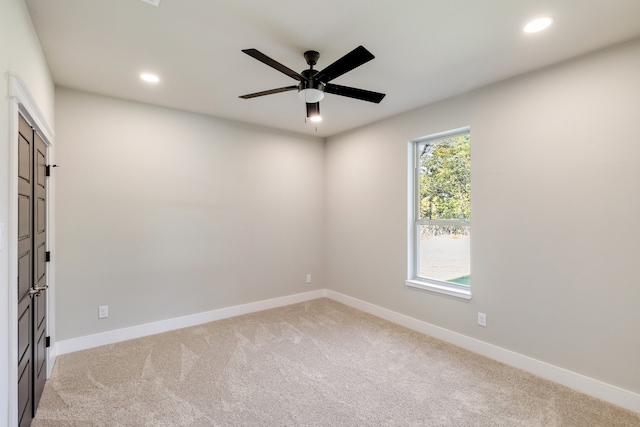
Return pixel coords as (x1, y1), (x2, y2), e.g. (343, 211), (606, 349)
(45, 164), (59, 177)
(45, 251), (51, 262)
(46, 336), (50, 348)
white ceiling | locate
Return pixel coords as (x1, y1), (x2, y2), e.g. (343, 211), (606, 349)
(25, 0), (640, 138)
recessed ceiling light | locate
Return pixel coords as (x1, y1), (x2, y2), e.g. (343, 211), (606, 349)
(140, 73), (160, 83)
(523, 17), (553, 33)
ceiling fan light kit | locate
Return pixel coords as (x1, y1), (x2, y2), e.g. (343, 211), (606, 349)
(298, 78), (325, 103)
(298, 88), (324, 103)
(306, 102), (322, 122)
(240, 46), (385, 122)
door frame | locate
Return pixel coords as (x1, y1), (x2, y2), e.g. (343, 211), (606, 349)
(8, 74), (56, 427)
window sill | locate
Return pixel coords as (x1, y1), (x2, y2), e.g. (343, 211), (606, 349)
(405, 279), (472, 300)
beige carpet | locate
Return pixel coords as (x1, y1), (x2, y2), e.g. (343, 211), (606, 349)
(33, 298), (639, 426)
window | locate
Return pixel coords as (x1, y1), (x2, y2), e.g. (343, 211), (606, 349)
(407, 128), (471, 299)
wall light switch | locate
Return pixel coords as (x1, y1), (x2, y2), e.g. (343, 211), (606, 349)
(306, 274), (312, 284)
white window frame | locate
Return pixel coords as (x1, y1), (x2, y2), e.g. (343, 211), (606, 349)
(406, 127), (471, 300)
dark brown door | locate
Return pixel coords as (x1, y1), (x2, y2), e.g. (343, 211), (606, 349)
(17, 113), (48, 427)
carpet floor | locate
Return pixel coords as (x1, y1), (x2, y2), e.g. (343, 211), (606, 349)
(32, 298), (640, 426)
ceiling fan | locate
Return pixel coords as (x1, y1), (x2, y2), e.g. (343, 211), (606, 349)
(239, 45), (385, 122)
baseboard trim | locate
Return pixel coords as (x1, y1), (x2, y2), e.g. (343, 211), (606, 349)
(325, 290), (640, 414)
(55, 289), (327, 356)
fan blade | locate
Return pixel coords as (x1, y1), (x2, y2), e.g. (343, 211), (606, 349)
(242, 49), (302, 81)
(239, 86), (298, 99)
(315, 46), (375, 83)
(325, 83), (386, 103)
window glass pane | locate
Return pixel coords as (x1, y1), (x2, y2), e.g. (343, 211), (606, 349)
(418, 135), (470, 221)
(418, 224), (470, 286)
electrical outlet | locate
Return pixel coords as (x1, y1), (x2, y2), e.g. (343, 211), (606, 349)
(306, 274), (312, 284)
(478, 312), (487, 327)
(99, 305), (109, 319)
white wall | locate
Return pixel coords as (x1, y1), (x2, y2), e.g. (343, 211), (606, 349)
(0, 0), (54, 424)
(325, 38), (640, 394)
(54, 88), (324, 340)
